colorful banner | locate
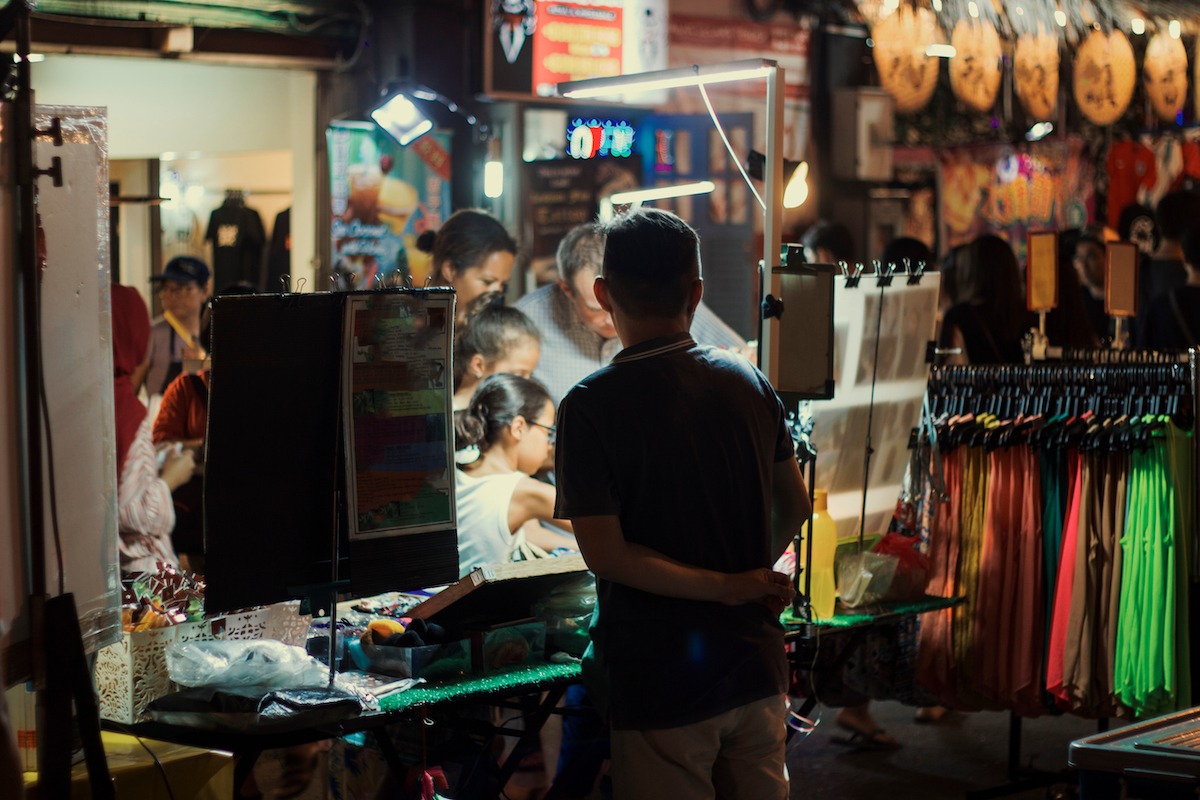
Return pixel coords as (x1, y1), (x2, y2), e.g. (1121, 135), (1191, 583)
(937, 137), (1093, 260)
(327, 121), (452, 291)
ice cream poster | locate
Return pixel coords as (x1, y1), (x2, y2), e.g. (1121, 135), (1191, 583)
(328, 121), (453, 291)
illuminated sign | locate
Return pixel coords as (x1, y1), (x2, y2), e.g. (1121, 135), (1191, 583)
(566, 118), (635, 159)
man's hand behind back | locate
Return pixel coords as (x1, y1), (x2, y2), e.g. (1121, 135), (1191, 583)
(720, 568), (795, 614)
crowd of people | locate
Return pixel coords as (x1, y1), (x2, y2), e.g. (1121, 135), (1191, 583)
(99, 188), (1200, 797)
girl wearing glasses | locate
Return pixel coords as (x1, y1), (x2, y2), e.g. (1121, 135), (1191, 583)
(454, 373), (574, 575)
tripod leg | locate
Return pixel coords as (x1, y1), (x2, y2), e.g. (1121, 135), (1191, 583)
(41, 593), (113, 800)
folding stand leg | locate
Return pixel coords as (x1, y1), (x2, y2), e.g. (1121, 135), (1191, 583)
(39, 593), (113, 800)
(494, 685), (569, 788)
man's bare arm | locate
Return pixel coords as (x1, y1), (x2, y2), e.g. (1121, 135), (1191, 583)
(771, 457), (811, 560)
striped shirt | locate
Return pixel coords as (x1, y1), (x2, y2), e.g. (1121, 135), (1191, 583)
(117, 416), (178, 575)
(514, 284), (746, 405)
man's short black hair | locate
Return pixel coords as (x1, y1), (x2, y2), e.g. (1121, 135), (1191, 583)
(601, 208), (700, 319)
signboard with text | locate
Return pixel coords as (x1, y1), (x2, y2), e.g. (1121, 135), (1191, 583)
(485, 0), (667, 98)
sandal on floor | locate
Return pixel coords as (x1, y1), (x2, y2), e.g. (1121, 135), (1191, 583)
(830, 725), (902, 751)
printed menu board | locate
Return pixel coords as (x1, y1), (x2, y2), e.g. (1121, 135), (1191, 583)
(343, 291), (456, 541)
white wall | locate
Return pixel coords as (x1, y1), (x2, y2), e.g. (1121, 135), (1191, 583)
(32, 55), (318, 291)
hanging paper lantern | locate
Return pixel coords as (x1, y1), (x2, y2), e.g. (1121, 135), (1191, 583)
(1013, 31), (1060, 121)
(949, 19), (1003, 113)
(1143, 32), (1188, 122)
(1073, 29), (1136, 126)
(871, 6), (942, 114)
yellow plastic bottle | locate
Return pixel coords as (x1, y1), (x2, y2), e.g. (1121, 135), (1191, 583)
(799, 489), (838, 620)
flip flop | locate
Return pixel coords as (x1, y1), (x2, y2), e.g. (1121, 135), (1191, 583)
(830, 726), (902, 751)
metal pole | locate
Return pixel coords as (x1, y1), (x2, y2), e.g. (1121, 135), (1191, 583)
(759, 65), (785, 382)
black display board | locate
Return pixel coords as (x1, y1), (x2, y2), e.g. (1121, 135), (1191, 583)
(203, 290), (459, 613)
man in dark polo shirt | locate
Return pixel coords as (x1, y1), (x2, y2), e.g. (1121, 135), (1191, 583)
(554, 208), (809, 798)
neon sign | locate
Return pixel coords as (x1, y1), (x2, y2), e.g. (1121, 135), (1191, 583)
(566, 118), (635, 159)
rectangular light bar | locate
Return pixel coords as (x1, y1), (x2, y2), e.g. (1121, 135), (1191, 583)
(609, 181), (716, 205)
(558, 58), (777, 99)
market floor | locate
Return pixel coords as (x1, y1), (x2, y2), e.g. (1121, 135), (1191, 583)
(786, 700), (1105, 799)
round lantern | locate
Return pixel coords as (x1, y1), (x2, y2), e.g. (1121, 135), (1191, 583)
(1013, 31), (1060, 121)
(1073, 29), (1136, 126)
(1143, 32), (1188, 122)
(949, 19), (1003, 113)
(872, 6), (942, 114)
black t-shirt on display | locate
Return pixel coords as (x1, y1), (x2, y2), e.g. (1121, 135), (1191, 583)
(206, 197), (266, 289)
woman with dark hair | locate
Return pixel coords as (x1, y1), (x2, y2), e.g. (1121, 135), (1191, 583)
(939, 234), (1031, 364)
(454, 374), (574, 575)
(417, 208), (518, 324)
(452, 302), (542, 411)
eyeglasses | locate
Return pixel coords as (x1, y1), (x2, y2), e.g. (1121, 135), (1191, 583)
(529, 421), (557, 446)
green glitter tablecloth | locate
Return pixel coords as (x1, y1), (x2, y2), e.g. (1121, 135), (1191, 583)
(781, 595), (960, 630)
(377, 661), (582, 714)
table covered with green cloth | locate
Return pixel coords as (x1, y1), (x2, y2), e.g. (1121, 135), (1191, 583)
(781, 594), (960, 631)
(376, 661), (582, 713)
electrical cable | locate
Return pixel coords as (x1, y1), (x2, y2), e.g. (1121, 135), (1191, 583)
(28, 216), (65, 596)
(696, 83), (765, 212)
(105, 722), (177, 800)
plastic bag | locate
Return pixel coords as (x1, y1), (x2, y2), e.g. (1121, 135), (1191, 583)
(532, 573), (596, 657)
(166, 639), (330, 689)
(836, 551), (898, 608)
(871, 530), (931, 601)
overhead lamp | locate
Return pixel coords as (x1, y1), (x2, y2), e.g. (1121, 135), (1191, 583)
(558, 58), (775, 99)
(1054, 9), (1067, 27)
(926, 43), (957, 58)
(747, 150), (810, 209)
(1130, 17), (1145, 35)
(370, 83), (486, 147)
(610, 181), (715, 205)
(599, 181), (716, 223)
(1169, 20), (1181, 39)
(370, 89), (433, 146)
(483, 138), (504, 199)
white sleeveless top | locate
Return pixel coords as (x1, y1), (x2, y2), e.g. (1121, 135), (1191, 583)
(454, 469), (523, 577)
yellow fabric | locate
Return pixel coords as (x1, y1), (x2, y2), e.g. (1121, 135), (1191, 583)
(24, 731), (233, 800)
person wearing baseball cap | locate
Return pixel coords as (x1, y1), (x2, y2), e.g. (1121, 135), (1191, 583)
(141, 255), (211, 398)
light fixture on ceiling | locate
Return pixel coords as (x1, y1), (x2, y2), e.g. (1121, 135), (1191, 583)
(1169, 20), (1181, 39)
(926, 43), (957, 58)
(370, 89), (434, 146)
(1130, 17), (1145, 35)
(483, 138), (504, 199)
(599, 181), (716, 223)
(558, 58), (774, 99)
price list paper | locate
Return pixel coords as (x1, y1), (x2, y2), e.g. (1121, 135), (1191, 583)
(343, 292), (456, 541)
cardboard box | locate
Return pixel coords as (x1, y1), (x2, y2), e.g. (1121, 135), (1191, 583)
(5, 681), (36, 772)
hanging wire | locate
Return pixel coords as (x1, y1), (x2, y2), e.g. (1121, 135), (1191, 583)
(696, 83), (766, 212)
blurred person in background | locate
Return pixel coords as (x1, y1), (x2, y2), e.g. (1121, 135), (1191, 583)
(418, 209), (518, 327)
(1137, 224), (1200, 350)
(938, 234), (1031, 364)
